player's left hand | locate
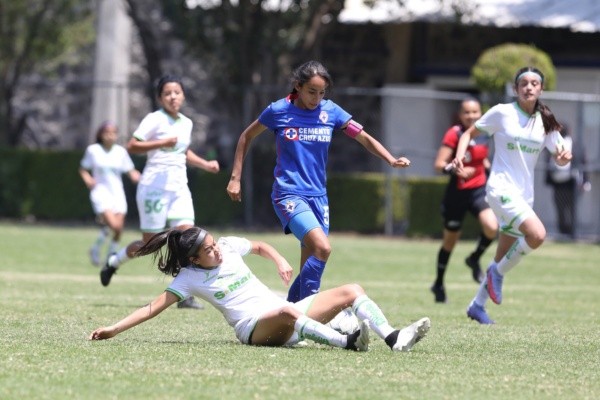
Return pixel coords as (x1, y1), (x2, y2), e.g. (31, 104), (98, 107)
(555, 146), (572, 166)
(391, 157), (411, 168)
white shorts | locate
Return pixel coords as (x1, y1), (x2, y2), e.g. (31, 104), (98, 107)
(90, 185), (127, 215)
(136, 184), (194, 233)
(234, 295), (316, 345)
(486, 189), (535, 237)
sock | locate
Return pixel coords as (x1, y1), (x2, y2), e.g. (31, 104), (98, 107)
(294, 315), (345, 348)
(470, 233), (494, 259)
(496, 237), (534, 275)
(108, 247), (130, 268)
(384, 330), (400, 349)
(353, 294), (394, 339)
(93, 227), (109, 249)
(473, 264), (493, 306)
(434, 248), (451, 286)
(108, 240), (119, 256)
(286, 256), (326, 302)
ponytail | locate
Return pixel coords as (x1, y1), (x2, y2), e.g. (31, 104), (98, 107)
(535, 100), (562, 134)
(135, 227), (205, 277)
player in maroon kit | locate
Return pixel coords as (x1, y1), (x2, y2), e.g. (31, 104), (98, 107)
(430, 98), (498, 303)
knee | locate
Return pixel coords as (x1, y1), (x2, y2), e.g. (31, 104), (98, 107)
(280, 306), (301, 323)
(342, 283), (365, 300)
(313, 243), (332, 261)
(526, 229), (546, 249)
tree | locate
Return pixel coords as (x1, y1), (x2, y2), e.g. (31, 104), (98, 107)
(0, 0), (94, 147)
(471, 43), (556, 100)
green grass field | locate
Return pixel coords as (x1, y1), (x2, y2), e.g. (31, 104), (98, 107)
(0, 222), (598, 400)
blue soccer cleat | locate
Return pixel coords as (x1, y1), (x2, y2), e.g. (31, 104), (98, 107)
(466, 302), (495, 325)
(486, 264), (504, 304)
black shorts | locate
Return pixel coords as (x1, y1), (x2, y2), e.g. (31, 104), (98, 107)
(441, 185), (489, 231)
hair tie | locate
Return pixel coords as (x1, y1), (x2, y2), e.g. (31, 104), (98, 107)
(187, 229), (207, 257)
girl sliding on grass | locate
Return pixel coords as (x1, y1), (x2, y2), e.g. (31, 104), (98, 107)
(89, 227), (430, 352)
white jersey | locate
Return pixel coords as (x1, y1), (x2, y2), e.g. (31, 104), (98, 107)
(166, 236), (288, 328)
(133, 109), (193, 192)
(475, 102), (564, 204)
(80, 143), (135, 196)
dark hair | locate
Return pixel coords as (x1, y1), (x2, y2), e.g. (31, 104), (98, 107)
(289, 60), (332, 95)
(95, 121), (117, 144)
(514, 67), (562, 134)
(135, 227), (206, 277)
(156, 74), (185, 97)
(452, 97), (480, 128)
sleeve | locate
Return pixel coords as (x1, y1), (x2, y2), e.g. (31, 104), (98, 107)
(545, 130), (566, 154)
(166, 274), (190, 301)
(119, 147), (136, 173)
(219, 236), (252, 256)
(258, 104), (276, 131)
(132, 113), (157, 142)
(80, 147), (93, 170)
(474, 105), (502, 136)
(332, 102), (352, 130)
(441, 126), (460, 149)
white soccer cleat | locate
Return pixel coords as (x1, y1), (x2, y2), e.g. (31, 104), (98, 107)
(393, 317), (430, 352)
(326, 307), (360, 334)
(354, 319), (370, 352)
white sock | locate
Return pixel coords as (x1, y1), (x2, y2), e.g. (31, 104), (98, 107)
(108, 247), (130, 268)
(93, 227), (109, 249)
(353, 294), (394, 339)
(473, 278), (490, 307)
(497, 237), (534, 275)
(108, 241), (119, 255)
(295, 315), (346, 348)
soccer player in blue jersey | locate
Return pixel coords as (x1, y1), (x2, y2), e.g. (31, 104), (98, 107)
(227, 60), (411, 303)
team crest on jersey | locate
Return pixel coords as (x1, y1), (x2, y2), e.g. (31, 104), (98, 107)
(285, 200), (296, 213)
(319, 111), (328, 124)
(283, 127), (299, 141)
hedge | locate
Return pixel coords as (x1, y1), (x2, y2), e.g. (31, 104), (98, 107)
(0, 148), (481, 238)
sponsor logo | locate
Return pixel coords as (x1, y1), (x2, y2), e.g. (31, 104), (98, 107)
(284, 127), (299, 141)
(214, 272), (252, 300)
(319, 111), (329, 124)
(285, 200), (296, 213)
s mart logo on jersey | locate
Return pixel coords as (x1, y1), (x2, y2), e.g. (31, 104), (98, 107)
(283, 127), (299, 141)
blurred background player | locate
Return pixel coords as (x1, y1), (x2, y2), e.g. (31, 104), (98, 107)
(545, 124), (591, 239)
(430, 98), (498, 303)
(79, 121), (140, 266)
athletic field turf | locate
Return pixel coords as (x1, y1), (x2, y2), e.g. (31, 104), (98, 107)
(1, 223), (598, 399)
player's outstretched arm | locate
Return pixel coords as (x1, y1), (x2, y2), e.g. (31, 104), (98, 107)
(250, 240), (293, 286)
(89, 291), (179, 340)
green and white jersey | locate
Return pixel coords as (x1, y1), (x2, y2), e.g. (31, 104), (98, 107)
(80, 143), (134, 195)
(166, 236), (288, 329)
(476, 102), (564, 205)
(133, 109), (193, 191)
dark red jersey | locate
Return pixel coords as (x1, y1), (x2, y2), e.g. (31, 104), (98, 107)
(442, 125), (489, 190)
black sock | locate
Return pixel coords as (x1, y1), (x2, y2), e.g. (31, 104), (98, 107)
(471, 233), (493, 259)
(435, 248), (451, 286)
(384, 330), (399, 349)
(345, 330), (360, 351)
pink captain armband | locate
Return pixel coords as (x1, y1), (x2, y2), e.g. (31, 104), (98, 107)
(344, 120), (363, 138)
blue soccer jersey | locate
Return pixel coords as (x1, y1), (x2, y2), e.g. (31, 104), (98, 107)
(258, 97), (351, 196)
